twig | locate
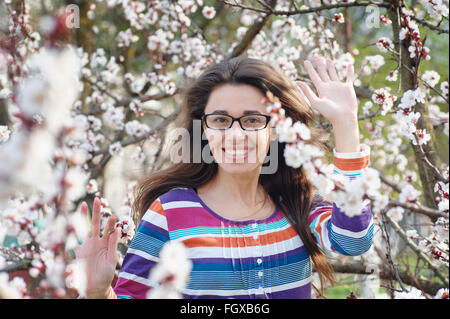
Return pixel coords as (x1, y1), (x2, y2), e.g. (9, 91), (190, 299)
(82, 75), (121, 104)
(222, 0), (269, 13)
(412, 133), (448, 184)
(380, 175), (402, 193)
(380, 211), (409, 292)
(260, 1), (391, 15)
(92, 103), (183, 156)
(117, 88), (181, 107)
(401, 63), (450, 105)
(225, 0), (277, 59)
(384, 213), (449, 287)
(328, 260), (445, 295)
(385, 199), (448, 219)
(409, 15), (449, 34)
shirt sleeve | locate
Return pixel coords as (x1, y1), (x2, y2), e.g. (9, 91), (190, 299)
(308, 143), (374, 256)
(113, 197), (170, 299)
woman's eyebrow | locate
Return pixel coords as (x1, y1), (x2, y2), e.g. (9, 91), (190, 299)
(211, 109), (262, 115)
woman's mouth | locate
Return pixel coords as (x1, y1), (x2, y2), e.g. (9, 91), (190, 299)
(221, 147), (253, 161)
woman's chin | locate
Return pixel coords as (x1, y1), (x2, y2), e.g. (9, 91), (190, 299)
(218, 163), (261, 174)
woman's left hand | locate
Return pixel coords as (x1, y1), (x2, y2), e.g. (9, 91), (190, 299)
(297, 56), (358, 126)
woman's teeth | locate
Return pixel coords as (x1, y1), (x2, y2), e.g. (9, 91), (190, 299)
(223, 149), (248, 155)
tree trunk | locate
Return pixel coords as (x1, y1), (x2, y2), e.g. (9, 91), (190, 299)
(387, 0), (442, 214)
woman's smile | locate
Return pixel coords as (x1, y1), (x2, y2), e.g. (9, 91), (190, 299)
(221, 147), (254, 161)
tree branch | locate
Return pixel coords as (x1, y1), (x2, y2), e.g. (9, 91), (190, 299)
(409, 15), (449, 34)
(225, 0), (278, 59)
(385, 199), (448, 219)
(223, 1), (392, 15)
(319, 260), (445, 296)
(92, 103), (183, 156)
(384, 213), (449, 286)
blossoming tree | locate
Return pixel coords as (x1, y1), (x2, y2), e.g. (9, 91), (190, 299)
(0, 0), (448, 299)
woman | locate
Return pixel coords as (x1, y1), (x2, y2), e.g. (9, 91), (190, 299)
(74, 56), (373, 299)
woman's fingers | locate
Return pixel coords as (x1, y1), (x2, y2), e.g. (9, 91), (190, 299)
(102, 214), (117, 241)
(297, 81), (319, 108)
(314, 57), (330, 82)
(81, 201), (88, 215)
(107, 228), (121, 262)
(346, 64), (355, 83)
(304, 60), (322, 89)
(326, 58), (339, 81)
(91, 197), (101, 238)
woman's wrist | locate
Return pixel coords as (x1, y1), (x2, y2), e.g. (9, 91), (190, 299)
(86, 286), (116, 299)
(107, 286), (117, 299)
(331, 117), (361, 153)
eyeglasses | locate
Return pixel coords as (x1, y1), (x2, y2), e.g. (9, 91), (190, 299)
(201, 113), (272, 131)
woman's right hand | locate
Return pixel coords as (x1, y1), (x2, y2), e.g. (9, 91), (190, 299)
(73, 197), (121, 298)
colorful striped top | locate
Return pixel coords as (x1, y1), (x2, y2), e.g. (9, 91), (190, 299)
(113, 144), (373, 299)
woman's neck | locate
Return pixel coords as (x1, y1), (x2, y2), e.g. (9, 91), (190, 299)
(199, 169), (266, 209)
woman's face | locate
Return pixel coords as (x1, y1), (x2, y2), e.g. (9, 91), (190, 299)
(202, 83), (277, 174)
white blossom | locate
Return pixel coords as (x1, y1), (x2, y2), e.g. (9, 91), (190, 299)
(0, 273), (26, 298)
(377, 37), (394, 53)
(385, 70), (398, 82)
(399, 184), (421, 203)
(434, 288), (449, 299)
(64, 166), (89, 202)
(387, 206), (404, 223)
(422, 70), (440, 87)
(109, 142), (123, 156)
(0, 126), (10, 143)
(366, 55), (385, 71)
(65, 259), (87, 297)
(147, 241), (192, 298)
(202, 6), (216, 19)
(406, 229), (419, 240)
(395, 287), (426, 299)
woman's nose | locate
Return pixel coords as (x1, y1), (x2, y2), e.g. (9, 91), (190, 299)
(226, 120), (247, 136)
(223, 120), (246, 143)
(230, 119), (243, 130)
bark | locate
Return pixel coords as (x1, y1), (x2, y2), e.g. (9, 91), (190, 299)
(387, 0), (444, 216)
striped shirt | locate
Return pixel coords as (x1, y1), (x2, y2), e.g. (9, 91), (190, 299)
(114, 144), (373, 299)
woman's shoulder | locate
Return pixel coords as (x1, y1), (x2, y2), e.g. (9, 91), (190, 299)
(143, 187), (198, 223)
(157, 187), (199, 207)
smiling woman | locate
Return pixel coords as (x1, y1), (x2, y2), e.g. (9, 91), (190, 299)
(76, 56), (373, 299)
(107, 56), (372, 299)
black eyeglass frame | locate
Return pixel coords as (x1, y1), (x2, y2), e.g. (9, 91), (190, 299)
(201, 113), (272, 131)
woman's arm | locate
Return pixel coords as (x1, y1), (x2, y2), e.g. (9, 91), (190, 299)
(113, 197), (170, 299)
(298, 55), (374, 256)
(309, 144), (373, 256)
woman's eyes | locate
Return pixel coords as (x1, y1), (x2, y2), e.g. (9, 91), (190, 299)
(212, 116), (262, 123)
(213, 117), (229, 122)
(244, 117), (260, 123)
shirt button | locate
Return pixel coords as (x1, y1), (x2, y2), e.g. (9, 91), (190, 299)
(253, 234), (258, 240)
(257, 258), (262, 264)
(252, 223), (257, 229)
(258, 271), (264, 277)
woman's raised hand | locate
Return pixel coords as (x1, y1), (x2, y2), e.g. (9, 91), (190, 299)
(73, 197), (121, 298)
(297, 56), (358, 126)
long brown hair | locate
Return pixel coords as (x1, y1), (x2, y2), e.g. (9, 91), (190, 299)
(132, 56), (336, 292)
